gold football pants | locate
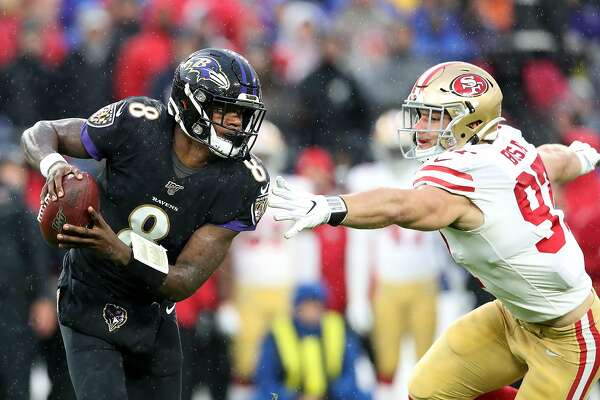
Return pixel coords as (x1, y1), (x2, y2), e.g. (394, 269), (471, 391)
(232, 285), (291, 381)
(372, 279), (438, 379)
(409, 293), (600, 399)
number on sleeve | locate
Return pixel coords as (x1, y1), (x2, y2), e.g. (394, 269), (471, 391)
(117, 205), (170, 245)
(514, 155), (566, 253)
(128, 102), (160, 120)
(243, 158), (267, 182)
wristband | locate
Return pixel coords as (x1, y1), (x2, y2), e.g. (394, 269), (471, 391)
(126, 232), (169, 291)
(40, 153), (67, 178)
(326, 196), (348, 226)
(126, 258), (169, 292)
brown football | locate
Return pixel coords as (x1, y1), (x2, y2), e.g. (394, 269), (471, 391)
(37, 172), (100, 246)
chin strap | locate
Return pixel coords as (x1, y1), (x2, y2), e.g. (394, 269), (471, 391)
(472, 117), (506, 143)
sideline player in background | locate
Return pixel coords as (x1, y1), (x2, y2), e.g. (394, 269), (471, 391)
(225, 120), (320, 400)
(21, 48), (270, 400)
(270, 61), (600, 399)
(345, 110), (444, 400)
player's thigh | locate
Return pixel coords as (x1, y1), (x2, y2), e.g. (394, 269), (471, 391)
(407, 279), (438, 359)
(409, 301), (526, 400)
(515, 296), (600, 399)
(60, 323), (128, 400)
(372, 282), (404, 375)
(234, 286), (289, 377)
(126, 316), (182, 400)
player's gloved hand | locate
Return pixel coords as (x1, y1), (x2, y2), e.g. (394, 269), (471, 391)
(215, 302), (240, 336)
(39, 153), (84, 203)
(569, 140), (600, 175)
(346, 301), (373, 336)
(269, 176), (347, 239)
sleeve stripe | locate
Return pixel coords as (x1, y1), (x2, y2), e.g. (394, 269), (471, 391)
(218, 220), (256, 232)
(420, 165), (473, 181)
(80, 122), (103, 161)
(413, 176), (475, 192)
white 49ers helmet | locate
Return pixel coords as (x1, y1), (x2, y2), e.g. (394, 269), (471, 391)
(252, 120), (286, 173)
(372, 109), (412, 160)
(399, 61), (505, 160)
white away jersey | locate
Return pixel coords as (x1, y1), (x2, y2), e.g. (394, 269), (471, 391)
(346, 161), (442, 282)
(230, 175), (320, 286)
(413, 125), (592, 322)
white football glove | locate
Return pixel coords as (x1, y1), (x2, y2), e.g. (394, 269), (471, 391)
(570, 140), (600, 175)
(346, 301), (373, 336)
(269, 176), (347, 239)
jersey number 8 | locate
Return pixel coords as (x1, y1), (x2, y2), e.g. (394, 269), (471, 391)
(128, 102), (160, 120)
(117, 205), (170, 246)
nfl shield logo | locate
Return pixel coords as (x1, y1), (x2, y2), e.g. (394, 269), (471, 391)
(165, 181), (184, 196)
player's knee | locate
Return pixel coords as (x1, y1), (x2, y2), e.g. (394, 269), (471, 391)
(407, 369), (435, 400)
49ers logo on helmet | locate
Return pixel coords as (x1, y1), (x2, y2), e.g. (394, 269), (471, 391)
(450, 74), (489, 97)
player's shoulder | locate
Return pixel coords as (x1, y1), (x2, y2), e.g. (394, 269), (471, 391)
(413, 125), (531, 195)
(87, 96), (166, 129)
(413, 145), (485, 196)
(225, 153), (270, 196)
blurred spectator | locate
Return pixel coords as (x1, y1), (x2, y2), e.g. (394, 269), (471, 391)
(0, 145), (55, 400)
(411, 0), (480, 61)
(273, 1), (327, 84)
(296, 147), (349, 313)
(560, 129), (600, 296)
(150, 27), (208, 102)
(113, 0), (176, 98)
(353, 22), (434, 114)
(182, 0), (255, 52)
(294, 32), (371, 166)
(105, 0), (142, 53)
(55, 5), (117, 118)
(25, 0), (69, 67)
(254, 283), (372, 400)
(0, 0), (23, 66)
(0, 18), (58, 129)
(345, 111), (443, 399)
(334, 0), (395, 76)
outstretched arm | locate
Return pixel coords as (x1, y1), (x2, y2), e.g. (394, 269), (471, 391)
(269, 177), (479, 238)
(340, 185), (474, 231)
(538, 141), (600, 184)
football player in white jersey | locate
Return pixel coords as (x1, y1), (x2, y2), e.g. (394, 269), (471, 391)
(226, 120), (319, 400)
(346, 110), (444, 399)
(269, 61), (600, 399)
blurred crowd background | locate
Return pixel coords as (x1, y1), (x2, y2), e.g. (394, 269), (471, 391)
(3, 0), (600, 399)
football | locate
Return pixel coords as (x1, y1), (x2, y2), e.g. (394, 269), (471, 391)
(37, 172), (100, 246)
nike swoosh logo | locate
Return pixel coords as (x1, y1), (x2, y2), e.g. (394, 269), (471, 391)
(545, 348), (560, 357)
(307, 200), (317, 214)
(260, 184), (269, 195)
(166, 304), (176, 314)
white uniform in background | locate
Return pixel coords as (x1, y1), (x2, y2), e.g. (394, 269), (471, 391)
(344, 110), (446, 400)
(226, 122), (320, 400)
